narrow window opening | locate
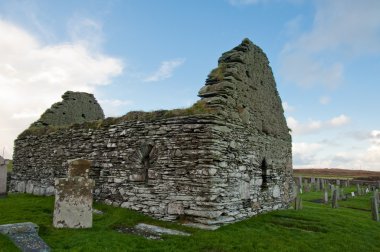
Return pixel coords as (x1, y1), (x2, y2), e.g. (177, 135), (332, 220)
(261, 158), (268, 190)
(81, 114), (86, 119)
(140, 144), (153, 183)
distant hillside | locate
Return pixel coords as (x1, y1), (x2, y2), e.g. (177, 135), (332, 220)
(293, 168), (380, 180)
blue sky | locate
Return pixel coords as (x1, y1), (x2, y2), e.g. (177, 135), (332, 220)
(0, 0), (379, 170)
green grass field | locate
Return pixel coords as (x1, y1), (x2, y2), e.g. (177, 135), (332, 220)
(1, 188), (379, 252)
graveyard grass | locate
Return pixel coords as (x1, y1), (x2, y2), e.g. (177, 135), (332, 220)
(1, 188), (380, 252)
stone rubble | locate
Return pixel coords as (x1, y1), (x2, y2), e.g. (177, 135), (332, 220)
(0, 222), (50, 252)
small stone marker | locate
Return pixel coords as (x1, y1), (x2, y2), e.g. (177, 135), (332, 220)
(351, 192), (355, 197)
(0, 222), (50, 252)
(336, 179), (340, 186)
(324, 188), (329, 204)
(371, 196), (379, 222)
(53, 159), (95, 228)
(0, 160), (7, 197)
(356, 184), (361, 196)
(366, 188), (370, 194)
(298, 176), (302, 190)
(336, 186), (340, 200)
(330, 185), (335, 201)
(135, 223), (190, 237)
(316, 178), (320, 191)
(375, 189), (379, 202)
(340, 188), (345, 200)
(321, 178), (325, 189)
(294, 194), (302, 210)
(332, 189), (338, 208)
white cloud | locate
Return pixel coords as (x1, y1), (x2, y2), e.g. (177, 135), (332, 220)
(282, 101), (295, 112)
(287, 114), (350, 135)
(99, 99), (134, 117)
(319, 96), (330, 105)
(68, 17), (104, 50)
(280, 0), (380, 88)
(143, 59), (185, 82)
(293, 142), (322, 156)
(327, 114), (350, 127)
(0, 20), (123, 159)
(293, 129), (380, 170)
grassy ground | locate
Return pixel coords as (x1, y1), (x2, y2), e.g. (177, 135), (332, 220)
(0, 189), (379, 252)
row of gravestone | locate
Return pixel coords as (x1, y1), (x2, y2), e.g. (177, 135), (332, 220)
(293, 182), (380, 222)
(294, 176), (380, 194)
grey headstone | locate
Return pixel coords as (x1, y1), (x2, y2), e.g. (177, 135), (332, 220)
(332, 189), (338, 208)
(356, 184), (361, 196)
(316, 178), (321, 191)
(0, 160), (7, 197)
(371, 196), (379, 221)
(294, 194), (302, 210)
(0, 222), (50, 252)
(298, 176), (302, 189)
(336, 186), (340, 200)
(330, 185), (335, 201)
(53, 159), (95, 228)
(324, 188), (329, 204)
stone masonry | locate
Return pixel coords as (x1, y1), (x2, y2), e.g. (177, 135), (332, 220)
(10, 38), (294, 227)
(53, 159), (94, 228)
(32, 91), (104, 127)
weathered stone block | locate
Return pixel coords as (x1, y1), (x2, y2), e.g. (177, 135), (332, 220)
(67, 159), (91, 178)
(167, 202), (184, 215)
(53, 177), (95, 228)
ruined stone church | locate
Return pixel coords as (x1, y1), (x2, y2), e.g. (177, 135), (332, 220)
(10, 38), (294, 228)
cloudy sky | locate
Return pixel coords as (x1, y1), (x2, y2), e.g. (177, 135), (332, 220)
(0, 0), (379, 170)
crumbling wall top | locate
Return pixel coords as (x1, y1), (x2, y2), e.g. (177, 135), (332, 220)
(31, 91), (104, 127)
(198, 38), (289, 139)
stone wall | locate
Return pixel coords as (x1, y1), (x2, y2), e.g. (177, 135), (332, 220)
(11, 114), (292, 225)
(32, 91), (104, 127)
(10, 38), (294, 227)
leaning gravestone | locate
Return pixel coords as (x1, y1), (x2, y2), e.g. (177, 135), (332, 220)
(0, 222), (50, 251)
(53, 159), (95, 228)
(0, 156), (7, 197)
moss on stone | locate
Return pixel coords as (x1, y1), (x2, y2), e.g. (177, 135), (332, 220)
(19, 100), (214, 137)
(208, 63), (226, 82)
